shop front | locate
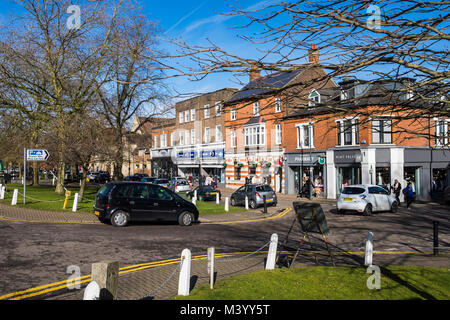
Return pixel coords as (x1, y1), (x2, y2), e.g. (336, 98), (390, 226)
(333, 149), (362, 195)
(150, 148), (177, 178)
(285, 152), (326, 197)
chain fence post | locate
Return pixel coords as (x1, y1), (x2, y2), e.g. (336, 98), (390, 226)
(72, 193), (79, 212)
(225, 197), (229, 212)
(178, 249), (191, 296)
(11, 189), (18, 205)
(265, 233), (278, 270)
(365, 232), (374, 267)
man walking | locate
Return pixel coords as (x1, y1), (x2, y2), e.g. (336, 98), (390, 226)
(391, 179), (402, 207)
(402, 182), (415, 210)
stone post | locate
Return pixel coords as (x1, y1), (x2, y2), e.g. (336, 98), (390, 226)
(91, 261), (119, 300)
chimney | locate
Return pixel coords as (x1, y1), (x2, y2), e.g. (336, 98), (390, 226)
(308, 44), (319, 64)
(249, 64), (261, 82)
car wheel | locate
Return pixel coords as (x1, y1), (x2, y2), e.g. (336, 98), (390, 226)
(363, 204), (372, 216)
(231, 197), (236, 206)
(249, 200), (257, 209)
(337, 209), (345, 215)
(390, 201), (398, 213)
(111, 210), (129, 227)
(178, 211), (194, 226)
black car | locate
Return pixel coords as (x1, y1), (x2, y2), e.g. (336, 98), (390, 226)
(93, 182), (199, 227)
(187, 186), (221, 201)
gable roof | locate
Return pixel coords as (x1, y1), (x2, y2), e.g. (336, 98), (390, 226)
(225, 69), (305, 105)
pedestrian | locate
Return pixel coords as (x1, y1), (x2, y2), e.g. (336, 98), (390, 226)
(402, 182), (415, 210)
(391, 179), (402, 206)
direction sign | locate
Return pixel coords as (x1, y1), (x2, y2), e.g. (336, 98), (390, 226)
(26, 149), (50, 162)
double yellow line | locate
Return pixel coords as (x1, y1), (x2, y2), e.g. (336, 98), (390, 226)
(201, 207), (292, 225)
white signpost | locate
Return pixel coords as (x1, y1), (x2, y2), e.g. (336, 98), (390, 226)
(24, 148), (49, 204)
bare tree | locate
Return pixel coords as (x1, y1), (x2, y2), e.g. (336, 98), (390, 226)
(167, 0), (449, 141)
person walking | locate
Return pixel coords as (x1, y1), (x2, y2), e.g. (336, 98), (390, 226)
(391, 179), (402, 207)
(402, 182), (415, 210)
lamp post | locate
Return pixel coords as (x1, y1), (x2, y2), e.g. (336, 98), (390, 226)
(369, 165), (374, 185)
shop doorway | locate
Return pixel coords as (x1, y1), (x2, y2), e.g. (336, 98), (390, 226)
(404, 167), (421, 196)
(337, 166), (361, 195)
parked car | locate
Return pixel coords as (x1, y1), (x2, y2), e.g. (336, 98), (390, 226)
(124, 175), (142, 181)
(170, 178), (192, 193)
(154, 178), (170, 188)
(93, 182), (199, 227)
(187, 186), (221, 201)
(230, 184), (277, 209)
(337, 184), (398, 216)
(141, 177), (156, 183)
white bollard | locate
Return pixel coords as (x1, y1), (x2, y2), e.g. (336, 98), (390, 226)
(11, 189), (18, 206)
(207, 247), (215, 290)
(364, 232), (374, 267)
(83, 281), (100, 300)
(72, 193), (79, 212)
(52, 176), (56, 186)
(192, 197), (196, 206)
(178, 249), (191, 296)
(245, 196), (249, 210)
(0, 186), (4, 200)
(194, 190), (197, 199)
(216, 192), (220, 204)
(265, 233), (278, 270)
(224, 197), (229, 212)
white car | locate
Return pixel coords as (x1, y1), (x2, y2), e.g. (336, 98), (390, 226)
(337, 184), (398, 216)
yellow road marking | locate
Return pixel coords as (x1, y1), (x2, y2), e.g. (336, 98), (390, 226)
(201, 207), (292, 225)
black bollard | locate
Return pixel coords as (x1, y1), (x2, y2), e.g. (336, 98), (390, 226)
(433, 221), (439, 257)
(263, 195), (267, 214)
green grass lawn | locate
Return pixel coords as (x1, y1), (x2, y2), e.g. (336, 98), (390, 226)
(172, 266), (450, 300)
(0, 184), (246, 216)
(0, 183), (98, 213)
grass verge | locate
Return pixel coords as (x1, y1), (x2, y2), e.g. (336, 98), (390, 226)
(171, 266), (450, 300)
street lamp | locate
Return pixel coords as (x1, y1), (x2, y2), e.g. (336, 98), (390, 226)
(369, 165), (374, 184)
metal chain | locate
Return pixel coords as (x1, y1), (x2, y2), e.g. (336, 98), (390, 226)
(215, 241), (271, 263)
(135, 257), (185, 300)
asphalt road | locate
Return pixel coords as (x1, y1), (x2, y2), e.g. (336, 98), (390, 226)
(0, 195), (449, 298)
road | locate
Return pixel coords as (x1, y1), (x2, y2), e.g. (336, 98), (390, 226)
(0, 193), (449, 298)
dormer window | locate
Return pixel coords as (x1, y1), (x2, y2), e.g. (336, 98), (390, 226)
(309, 90), (320, 106)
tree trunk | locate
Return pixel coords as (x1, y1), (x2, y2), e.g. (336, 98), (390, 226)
(79, 168), (88, 201)
(32, 161), (39, 186)
(55, 156), (65, 194)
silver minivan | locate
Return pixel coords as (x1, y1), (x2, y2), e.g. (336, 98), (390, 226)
(231, 184), (277, 209)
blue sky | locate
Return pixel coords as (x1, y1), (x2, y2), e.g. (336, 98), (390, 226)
(0, 0), (281, 97)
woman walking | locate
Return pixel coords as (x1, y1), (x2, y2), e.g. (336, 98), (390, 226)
(402, 182), (415, 210)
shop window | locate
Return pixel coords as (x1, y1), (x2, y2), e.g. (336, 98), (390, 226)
(404, 167), (420, 196)
(432, 168), (448, 191)
(376, 167), (391, 190)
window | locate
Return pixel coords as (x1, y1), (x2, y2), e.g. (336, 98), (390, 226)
(204, 105), (210, 119)
(253, 102), (260, 116)
(160, 134), (167, 148)
(154, 135), (158, 148)
(179, 112), (183, 124)
(336, 118), (359, 146)
(185, 130), (190, 146)
(216, 125), (222, 142)
(191, 129), (195, 145)
(204, 127), (210, 143)
(170, 133), (175, 146)
(149, 185), (173, 200)
(179, 131), (185, 145)
(215, 102), (222, 116)
(190, 109), (195, 122)
(231, 108), (237, 121)
(275, 124), (282, 145)
(230, 130), (237, 148)
(435, 119), (449, 147)
(130, 185), (149, 199)
(296, 123), (314, 148)
(275, 97), (281, 113)
(114, 184), (134, 199)
(184, 110), (189, 123)
(244, 124), (265, 146)
(309, 90), (320, 106)
(372, 118), (392, 144)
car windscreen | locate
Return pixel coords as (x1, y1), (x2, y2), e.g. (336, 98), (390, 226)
(342, 187), (366, 195)
(97, 184), (114, 197)
(256, 185), (273, 192)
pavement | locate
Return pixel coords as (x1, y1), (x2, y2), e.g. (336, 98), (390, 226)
(0, 188), (449, 300)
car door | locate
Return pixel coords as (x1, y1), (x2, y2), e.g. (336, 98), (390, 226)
(128, 184), (154, 221)
(148, 185), (179, 221)
(234, 186), (246, 204)
(377, 186), (392, 211)
(367, 186), (381, 211)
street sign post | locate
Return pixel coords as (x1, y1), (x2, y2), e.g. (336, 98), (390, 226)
(24, 148), (50, 204)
